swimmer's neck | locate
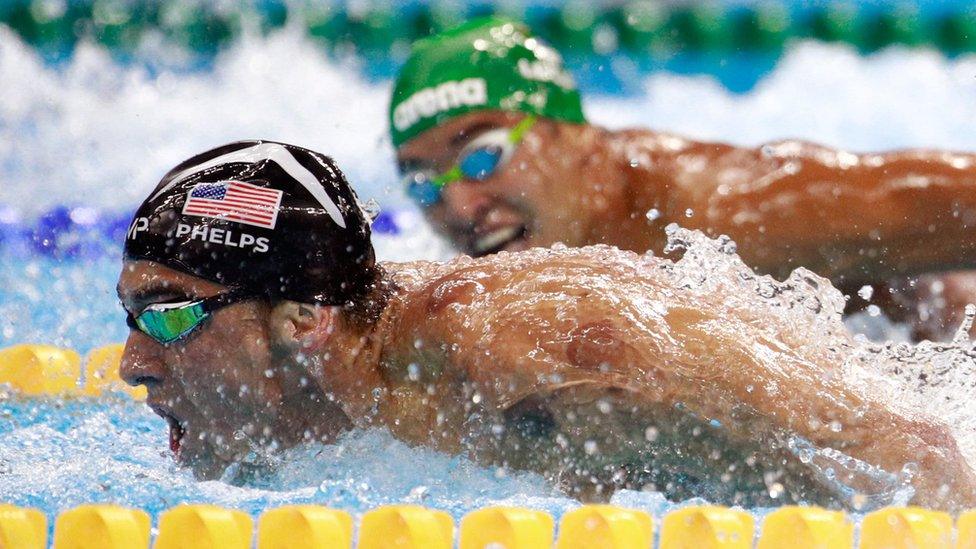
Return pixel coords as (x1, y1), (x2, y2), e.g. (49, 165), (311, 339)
(272, 380), (351, 447)
(309, 274), (399, 427)
(566, 126), (673, 253)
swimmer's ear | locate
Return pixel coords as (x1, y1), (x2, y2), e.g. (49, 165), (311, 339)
(268, 301), (338, 351)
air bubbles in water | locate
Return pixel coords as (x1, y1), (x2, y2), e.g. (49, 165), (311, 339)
(407, 485), (430, 501)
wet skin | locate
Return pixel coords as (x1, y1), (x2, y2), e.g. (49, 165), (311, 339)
(120, 251), (976, 509)
(397, 112), (976, 333)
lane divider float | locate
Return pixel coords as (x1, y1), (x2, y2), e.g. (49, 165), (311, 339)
(0, 343), (144, 400)
(0, 504), (974, 548)
(460, 506), (554, 549)
(0, 504), (46, 549)
(757, 506), (852, 549)
(53, 505), (150, 549)
(4, 1), (976, 59)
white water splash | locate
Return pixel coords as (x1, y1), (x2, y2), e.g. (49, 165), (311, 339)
(663, 224), (976, 477)
(591, 42), (976, 152)
(0, 399), (566, 520)
(3, 27), (976, 213)
(0, 25), (394, 212)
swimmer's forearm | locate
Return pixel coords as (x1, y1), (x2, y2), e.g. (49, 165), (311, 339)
(669, 337), (976, 509)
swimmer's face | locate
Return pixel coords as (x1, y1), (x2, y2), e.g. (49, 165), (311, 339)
(116, 260), (347, 479)
(397, 111), (595, 256)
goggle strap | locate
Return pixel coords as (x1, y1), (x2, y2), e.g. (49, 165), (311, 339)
(433, 166), (463, 187)
(508, 115), (537, 144)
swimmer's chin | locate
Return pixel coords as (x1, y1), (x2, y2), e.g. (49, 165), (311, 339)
(183, 445), (252, 481)
(174, 435), (236, 480)
(187, 459), (230, 481)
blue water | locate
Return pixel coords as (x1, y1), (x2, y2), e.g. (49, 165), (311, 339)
(16, 393), (833, 544)
(0, 253), (125, 353)
(0, 397), (626, 527)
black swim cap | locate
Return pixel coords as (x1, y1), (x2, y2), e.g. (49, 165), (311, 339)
(124, 140), (376, 305)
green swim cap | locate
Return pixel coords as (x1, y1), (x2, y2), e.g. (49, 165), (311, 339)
(389, 17), (586, 148)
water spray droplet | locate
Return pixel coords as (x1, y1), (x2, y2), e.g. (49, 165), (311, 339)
(858, 285), (874, 300)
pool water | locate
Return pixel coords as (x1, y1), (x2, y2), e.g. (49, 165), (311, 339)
(3, 22), (976, 525)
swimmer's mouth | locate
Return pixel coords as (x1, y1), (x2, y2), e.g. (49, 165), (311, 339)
(472, 224), (527, 256)
(166, 415), (185, 456)
(151, 406), (185, 458)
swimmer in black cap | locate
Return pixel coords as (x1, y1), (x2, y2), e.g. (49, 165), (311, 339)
(119, 140), (376, 477)
(119, 141), (976, 510)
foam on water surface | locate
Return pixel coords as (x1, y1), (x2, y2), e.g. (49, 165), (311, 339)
(3, 23), (976, 519)
(660, 226), (976, 475)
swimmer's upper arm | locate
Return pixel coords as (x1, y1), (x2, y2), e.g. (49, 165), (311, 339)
(421, 263), (873, 422)
(410, 261), (665, 409)
(415, 260), (830, 426)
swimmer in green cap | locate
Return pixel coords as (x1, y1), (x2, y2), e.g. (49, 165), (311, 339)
(393, 17), (976, 340)
(120, 141), (976, 510)
(390, 18), (584, 150)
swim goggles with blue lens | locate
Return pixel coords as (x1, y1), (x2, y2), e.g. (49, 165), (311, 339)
(402, 115), (537, 207)
(125, 290), (254, 345)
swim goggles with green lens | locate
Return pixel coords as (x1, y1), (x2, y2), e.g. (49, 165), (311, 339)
(125, 290), (254, 345)
(402, 115), (537, 207)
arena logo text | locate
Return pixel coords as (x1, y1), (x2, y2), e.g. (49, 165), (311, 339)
(393, 78), (488, 131)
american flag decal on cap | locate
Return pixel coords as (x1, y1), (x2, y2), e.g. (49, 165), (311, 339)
(183, 181), (284, 229)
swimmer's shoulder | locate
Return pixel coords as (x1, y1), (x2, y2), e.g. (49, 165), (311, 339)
(610, 127), (734, 158)
(378, 247), (667, 315)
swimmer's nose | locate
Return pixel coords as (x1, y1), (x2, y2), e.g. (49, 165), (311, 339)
(441, 181), (493, 225)
(120, 331), (166, 388)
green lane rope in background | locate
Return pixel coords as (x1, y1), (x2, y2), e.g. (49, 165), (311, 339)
(2, 1), (976, 60)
